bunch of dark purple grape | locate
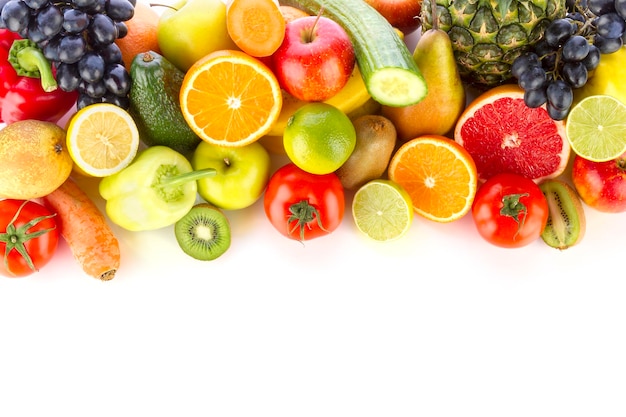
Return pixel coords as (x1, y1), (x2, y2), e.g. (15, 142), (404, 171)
(512, 0), (626, 120)
(0, 0), (134, 110)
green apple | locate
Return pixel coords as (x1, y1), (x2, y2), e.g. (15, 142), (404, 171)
(156, 0), (239, 72)
(191, 141), (272, 210)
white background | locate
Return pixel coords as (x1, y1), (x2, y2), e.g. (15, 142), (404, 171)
(2, 1), (626, 416)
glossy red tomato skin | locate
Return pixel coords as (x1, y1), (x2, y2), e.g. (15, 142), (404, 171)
(264, 163), (345, 241)
(471, 173), (549, 248)
(0, 199), (60, 277)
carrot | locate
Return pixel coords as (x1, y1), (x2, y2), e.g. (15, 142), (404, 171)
(42, 177), (120, 281)
(226, 0), (286, 58)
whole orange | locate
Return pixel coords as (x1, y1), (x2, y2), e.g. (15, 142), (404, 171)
(115, 2), (161, 70)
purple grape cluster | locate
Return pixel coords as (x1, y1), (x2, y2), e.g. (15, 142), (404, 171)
(512, 0), (626, 120)
(0, 0), (134, 110)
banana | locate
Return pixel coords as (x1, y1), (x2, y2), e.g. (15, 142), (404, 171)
(346, 97), (382, 120)
(267, 65), (372, 137)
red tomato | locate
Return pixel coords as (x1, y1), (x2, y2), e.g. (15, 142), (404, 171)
(0, 199), (60, 277)
(471, 173), (549, 248)
(264, 163), (345, 241)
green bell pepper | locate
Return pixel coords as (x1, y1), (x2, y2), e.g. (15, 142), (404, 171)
(99, 146), (216, 231)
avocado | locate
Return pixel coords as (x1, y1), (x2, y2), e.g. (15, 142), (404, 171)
(129, 51), (201, 155)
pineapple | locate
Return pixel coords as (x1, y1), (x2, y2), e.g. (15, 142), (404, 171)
(421, 0), (566, 86)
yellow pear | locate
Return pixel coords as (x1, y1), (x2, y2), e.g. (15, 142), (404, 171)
(381, 0), (466, 142)
(573, 46), (626, 106)
(0, 120), (73, 199)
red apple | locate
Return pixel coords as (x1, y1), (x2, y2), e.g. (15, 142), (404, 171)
(272, 15), (355, 102)
(364, 0), (422, 34)
(571, 152), (626, 213)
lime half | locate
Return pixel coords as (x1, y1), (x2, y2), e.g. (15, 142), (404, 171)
(352, 179), (414, 242)
(566, 95), (626, 162)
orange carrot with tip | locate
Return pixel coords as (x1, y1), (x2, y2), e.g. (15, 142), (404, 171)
(42, 177), (120, 281)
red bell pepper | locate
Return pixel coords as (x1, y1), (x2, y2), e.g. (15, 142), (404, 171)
(0, 29), (78, 125)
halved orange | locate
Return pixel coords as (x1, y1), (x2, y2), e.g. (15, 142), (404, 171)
(454, 84), (570, 183)
(179, 49), (283, 147)
(388, 135), (478, 223)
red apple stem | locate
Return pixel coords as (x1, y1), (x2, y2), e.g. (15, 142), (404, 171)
(304, 5), (325, 43)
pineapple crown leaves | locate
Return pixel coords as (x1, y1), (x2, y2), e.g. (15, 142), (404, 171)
(493, 0), (519, 22)
(497, 0), (514, 15)
(491, 0), (550, 20)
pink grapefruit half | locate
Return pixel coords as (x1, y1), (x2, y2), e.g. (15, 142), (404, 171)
(454, 84), (570, 183)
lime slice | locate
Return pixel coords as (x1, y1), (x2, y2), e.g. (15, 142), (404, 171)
(565, 95), (626, 162)
(352, 179), (414, 242)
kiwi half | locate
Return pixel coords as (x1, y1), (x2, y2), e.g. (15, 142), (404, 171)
(539, 179), (586, 250)
(174, 204), (231, 261)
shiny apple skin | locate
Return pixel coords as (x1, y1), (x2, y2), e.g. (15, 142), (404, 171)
(363, 0), (422, 34)
(272, 16), (355, 102)
(572, 153), (626, 213)
(192, 141), (272, 211)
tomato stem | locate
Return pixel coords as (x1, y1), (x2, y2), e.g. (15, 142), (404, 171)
(287, 200), (327, 242)
(0, 201), (57, 274)
(500, 193), (529, 240)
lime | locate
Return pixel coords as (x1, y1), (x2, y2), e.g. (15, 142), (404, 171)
(283, 102), (356, 175)
(565, 95), (626, 162)
(352, 179), (414, 242)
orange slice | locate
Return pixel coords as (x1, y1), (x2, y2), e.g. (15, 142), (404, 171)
(388, 135), (478, 223)
(454, 84), (570, 183)
(179, 49), (282, 147)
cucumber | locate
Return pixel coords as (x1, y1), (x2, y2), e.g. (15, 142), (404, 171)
(280, 0), (427, 107)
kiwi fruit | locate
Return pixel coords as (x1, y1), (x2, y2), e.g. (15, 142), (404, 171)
(174, 204), (231, 260)
(539, 179), (586, 250)
(335, 114), (397, 190)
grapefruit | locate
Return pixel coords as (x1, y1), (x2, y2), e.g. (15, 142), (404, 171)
(454, 84), (570, 183)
